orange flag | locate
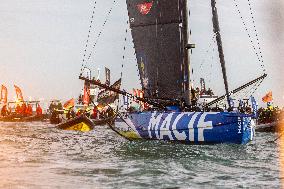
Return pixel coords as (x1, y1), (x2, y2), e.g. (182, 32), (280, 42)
(262, 91), (273, 103)
(83, 84), (90, 105)
(0, 85), (8, 104)
(63, 98), (75, 109)
(14, 85), (24, 101)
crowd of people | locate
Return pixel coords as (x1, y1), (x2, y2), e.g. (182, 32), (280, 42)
(0, 102), (43, 117)
(49, 101), (115, 124)
(258, 106), (284, 124)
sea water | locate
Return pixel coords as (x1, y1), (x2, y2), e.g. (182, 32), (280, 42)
(0, 122), (280, 188)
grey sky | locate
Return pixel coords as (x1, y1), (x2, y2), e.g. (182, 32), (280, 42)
(0, 0), (283, 107)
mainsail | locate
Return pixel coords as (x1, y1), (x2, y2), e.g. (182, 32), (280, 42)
(126, 0), (189, 100)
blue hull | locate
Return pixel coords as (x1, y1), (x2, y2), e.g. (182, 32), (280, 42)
(112, 111), (255, 144)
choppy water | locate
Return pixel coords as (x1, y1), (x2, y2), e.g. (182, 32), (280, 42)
(0, 122), (281, 189)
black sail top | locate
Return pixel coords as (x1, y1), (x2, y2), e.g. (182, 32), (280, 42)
(126, 0), (189, 100)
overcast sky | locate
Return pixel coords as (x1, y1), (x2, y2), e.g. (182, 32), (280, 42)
(0, 0), (283, 107)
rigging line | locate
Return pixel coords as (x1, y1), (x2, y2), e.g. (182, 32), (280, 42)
(230, 77), (263, 103)
(196, 33), (217, 85)
(244, 72), (266, 99)
(86, 0), (117, 63)
(239, 79), (259, 100)
(246, 79), (261, 97)
(247, 0), (266, 72)
(121, 32), (126, 79)
(81, 1), (97, 69)
(208, 44), (215, 85)
(206, 73), (267, 107)
(121, 20), (129, 81)
(233, 0), (263, 68)
(249, 77), (264, 97)
(240, 80), (257, 99)
(199, 33), (217, 70)
(228, 78), (259, 101)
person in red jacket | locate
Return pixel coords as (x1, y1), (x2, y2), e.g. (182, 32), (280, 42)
(36, 104), (43, 116)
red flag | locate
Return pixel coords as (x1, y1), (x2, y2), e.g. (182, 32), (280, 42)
(14, 85), (24, 101)
(262, 91), (273, 103)
(63, 98), (75, 109)
(133, 89), (142, 102)
(0, 85), (8, 104)
(133, 89), (149, 109)
(83, 84), (90, 105)
(133, 89), (143, 98)
(137, 2), (153, 15)
(133, 89), (137, 97)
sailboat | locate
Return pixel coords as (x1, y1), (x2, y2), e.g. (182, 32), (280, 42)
(80, 0), (267, 144)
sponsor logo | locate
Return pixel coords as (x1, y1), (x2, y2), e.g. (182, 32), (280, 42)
(238, 117), (242, 134)
(137, 2), (153, 15)
(148, 112), (216, 142)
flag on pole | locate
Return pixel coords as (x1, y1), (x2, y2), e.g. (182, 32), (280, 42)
(133, 89), (149, 109)
(0, 85), (8, 104)
(123, 90), (129, 106)
(262, 91), (273, 103)
(83, 83), (90, 105)
(14, 85), (24, 102)
(229, 97), (234, 108)
(137, 2), (153, 15)
(250, 96), (258, 118)
(105, 67), (110, 86)
(200, 78), (206, 95)
(63, 98), (75, 109)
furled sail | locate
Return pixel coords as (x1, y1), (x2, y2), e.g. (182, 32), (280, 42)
(126, 0), (189, 100)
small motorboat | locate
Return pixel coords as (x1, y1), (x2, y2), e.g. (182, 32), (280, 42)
(0, 114), (24, 122)
(56, 115), (95, 132)
(21, 114), (48, 122)
(256, 122), (278, 132)
(256, 108), (284, 132)
(0, 114), (47, 122)
(255, 120), (284, 133)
